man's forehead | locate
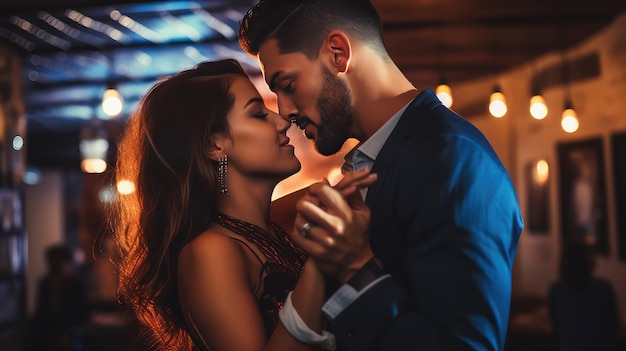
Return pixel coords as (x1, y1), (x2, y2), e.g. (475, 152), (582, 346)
(258, 39), (281, 76)
(257, 39), (301, 89)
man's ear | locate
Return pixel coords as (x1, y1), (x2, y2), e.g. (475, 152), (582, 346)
(323, 30), (351, 73)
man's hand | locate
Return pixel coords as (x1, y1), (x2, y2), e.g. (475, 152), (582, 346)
(291, 169), (376, 283)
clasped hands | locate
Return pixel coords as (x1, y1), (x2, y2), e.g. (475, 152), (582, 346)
(291, 168), (377, 284)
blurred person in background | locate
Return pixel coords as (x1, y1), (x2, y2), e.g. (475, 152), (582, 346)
(548, 241), (620, 351)
(28, 244), (88, 351)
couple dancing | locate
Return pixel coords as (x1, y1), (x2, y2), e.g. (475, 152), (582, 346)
(112, 0), (523, 350)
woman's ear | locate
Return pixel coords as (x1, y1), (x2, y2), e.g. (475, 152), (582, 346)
(323, 30), (351, 73)
(207, 147), (221, 162)
(207, 135), (227, 162)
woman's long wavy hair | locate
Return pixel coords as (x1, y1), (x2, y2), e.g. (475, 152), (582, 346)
(111, 59), (248, 350)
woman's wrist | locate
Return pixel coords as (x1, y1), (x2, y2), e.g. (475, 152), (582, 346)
(292, 259), (325, 331)
(302, 259), (324, 285)
(279, 292), (336, 350)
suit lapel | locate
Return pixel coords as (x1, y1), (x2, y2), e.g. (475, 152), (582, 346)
(365, 89), (441, 208)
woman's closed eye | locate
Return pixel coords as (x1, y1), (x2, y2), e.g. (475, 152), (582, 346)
(252, 111), (269, 119)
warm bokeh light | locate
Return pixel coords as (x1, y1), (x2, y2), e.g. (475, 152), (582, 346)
(79, 138), (109, 174)
(561, 108), (579, 133)
(489, 91), (507, 118)
(117, 179), (136, 195)
(327, 167), (343, 186)
(81, 158), (108, 173)
(102, 87), (123, 117)
(534, 159), (549, 185)
(435, 83), (453, 108)
(271, 132), (358, 200)
(529, 94), (548, 120)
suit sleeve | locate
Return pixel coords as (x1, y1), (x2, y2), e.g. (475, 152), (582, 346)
(328, 135), (523, 351)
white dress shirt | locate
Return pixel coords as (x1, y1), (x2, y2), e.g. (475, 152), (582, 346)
(322, 100), (412, 320)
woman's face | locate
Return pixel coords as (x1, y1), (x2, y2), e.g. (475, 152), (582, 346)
(221, 75), (301, 180)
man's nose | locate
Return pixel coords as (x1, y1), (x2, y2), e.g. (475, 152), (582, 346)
(277, 94), (298, 121)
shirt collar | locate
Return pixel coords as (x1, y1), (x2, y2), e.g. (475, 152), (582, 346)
(356, 99), (413, 161)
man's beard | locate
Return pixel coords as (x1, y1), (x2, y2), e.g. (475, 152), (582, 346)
(314, 63), (352, 156)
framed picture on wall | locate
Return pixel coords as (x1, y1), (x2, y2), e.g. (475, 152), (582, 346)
(557, 138), (609, 254)
(611, 131), (626, 261)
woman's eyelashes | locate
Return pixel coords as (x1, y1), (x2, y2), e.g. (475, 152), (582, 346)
(252, 110), (269, 119)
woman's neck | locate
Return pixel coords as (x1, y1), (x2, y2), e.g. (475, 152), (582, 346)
(215, 177), (276, 231)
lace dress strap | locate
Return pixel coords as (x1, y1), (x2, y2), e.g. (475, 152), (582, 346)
(212, 212), (308, 336)
(213, 212), (307, 276)
(225, 236), (270, 297)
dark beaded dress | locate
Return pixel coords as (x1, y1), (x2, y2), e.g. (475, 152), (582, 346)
(214, 212), (308, 336)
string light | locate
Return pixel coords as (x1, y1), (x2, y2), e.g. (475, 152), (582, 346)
(559, 53), (578, 133)
(102, 83), (123, 117)
(80, 118), (109, 173)
(489, 85), (507, 118)
(529, 94), (548, 120)
(561, 100), (579, 133)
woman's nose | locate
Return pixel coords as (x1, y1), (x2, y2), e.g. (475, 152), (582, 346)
(273, 111), (292, 133)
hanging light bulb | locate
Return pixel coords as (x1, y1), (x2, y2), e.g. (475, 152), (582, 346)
(436, 82), (453, 108)
(102, 83), (123, 117)
(529, 93), (548, 120)
(561, 100), (579, 133)
(489, 85), (507, 118)
(80, 119), (109, 173)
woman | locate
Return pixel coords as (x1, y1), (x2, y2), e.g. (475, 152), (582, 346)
(112, 59), (371, 350)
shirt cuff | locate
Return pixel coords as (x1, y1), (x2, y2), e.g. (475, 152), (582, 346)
(322, 274), (390, 320)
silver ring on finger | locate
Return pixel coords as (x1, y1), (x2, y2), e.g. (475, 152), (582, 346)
(300, 222), (312, 238)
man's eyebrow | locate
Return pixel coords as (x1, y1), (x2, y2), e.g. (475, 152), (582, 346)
(268, 71), (283, 91)
(244, 97), (264, 108)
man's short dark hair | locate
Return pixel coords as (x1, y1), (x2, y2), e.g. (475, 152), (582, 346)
(238, 0), (388, 60)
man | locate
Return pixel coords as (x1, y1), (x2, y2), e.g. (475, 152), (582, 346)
(239, 0), (523, 350)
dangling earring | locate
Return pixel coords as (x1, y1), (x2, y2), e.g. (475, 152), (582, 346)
(218, 155), (228, 196)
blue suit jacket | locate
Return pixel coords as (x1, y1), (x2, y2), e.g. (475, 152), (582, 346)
(327, 89), (523, 350)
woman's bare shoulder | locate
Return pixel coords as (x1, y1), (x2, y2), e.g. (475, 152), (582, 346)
(178, 227), (246, 273)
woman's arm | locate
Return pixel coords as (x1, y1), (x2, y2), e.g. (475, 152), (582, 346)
(266, 259), (326, 350)
(178, 230), (325, 351)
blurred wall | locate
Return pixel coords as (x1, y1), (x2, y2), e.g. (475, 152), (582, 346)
(0, 41), (28, 344)
(24, 170), (64, 314)
(450, 11), (626, 322)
